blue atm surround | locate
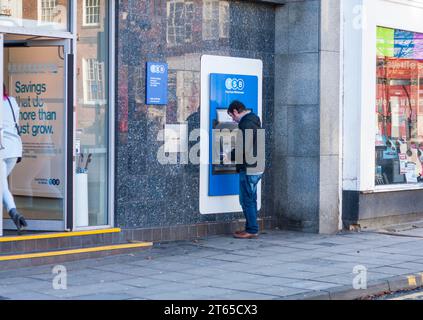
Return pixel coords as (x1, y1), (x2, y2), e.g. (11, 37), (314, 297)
(209, 73), (259, 197)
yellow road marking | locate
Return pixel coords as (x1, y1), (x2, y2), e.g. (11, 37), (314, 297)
(407, 275), (417, 286)
(0, 242), (152, 261)
(0, 228), (121, 242)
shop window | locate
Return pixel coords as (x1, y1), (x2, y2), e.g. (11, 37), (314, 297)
(166, 0), (193, 46)
(375, 26), (423, 186)
(83, 58), (105, 104)
(84, 0), (100, 26)
(202, 0), (229, 40)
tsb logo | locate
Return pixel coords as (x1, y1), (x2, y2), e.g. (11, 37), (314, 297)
(225, 78), (245, 91)
(150, 64), (166, 74)
(48, 179), (61, 186)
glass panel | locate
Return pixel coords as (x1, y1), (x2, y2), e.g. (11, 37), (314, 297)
(0, 0), (69, 32)
(2, 45), (66, 223)
(375, 26), (423, 186)
(76, 0), (109, 226)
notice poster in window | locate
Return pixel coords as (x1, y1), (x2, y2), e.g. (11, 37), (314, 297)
(405, 163), (418, 184)
(8, 46), (65, 199)
(399, 154), (407, 174)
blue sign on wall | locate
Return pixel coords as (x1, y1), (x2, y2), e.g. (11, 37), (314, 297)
(146, 62), (168, 105)
(209, 73), (259, 197)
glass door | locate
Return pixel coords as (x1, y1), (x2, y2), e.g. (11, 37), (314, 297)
(2, 36), (71, 231)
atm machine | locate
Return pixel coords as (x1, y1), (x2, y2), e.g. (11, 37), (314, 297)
(200, 55), (262, 214)
(208, 73), (259, 197)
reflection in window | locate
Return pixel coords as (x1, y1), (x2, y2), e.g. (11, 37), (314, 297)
(176, 71), (200, 123)
(166, 0), (193, 46)
(0, 0), (67, 30)
(219, 1), (229, 39)
(202, 0), (229, 40)
(375, 27), (423, 186)
(84, 0), (100, 26)
(41, 0), (57, 23)
(83, 58), (105, 105)
(134, 66), (144, 105)
(76, 0), (109, 227)
(0, 0), (20, 20)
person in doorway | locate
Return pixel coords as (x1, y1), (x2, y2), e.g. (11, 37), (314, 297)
(227, 100), (265, 239)
(1, 84), (27, 233)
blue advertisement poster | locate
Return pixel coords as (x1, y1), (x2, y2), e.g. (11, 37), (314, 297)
(146, 62), (168, 105)
(209, 73), (259, 197)
(394, 29), (415, 58)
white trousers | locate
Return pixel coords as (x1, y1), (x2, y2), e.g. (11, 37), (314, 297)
(2, 157), (17, 212)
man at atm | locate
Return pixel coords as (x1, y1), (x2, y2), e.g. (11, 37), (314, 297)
(227, 100), (264, 239)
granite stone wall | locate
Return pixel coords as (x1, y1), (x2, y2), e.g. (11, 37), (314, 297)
(115, 0), (277, 229)
(273, 0), (341, 234)
(273, 0), (321, 233)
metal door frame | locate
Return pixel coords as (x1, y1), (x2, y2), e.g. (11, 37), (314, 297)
(2, 37), (72, 232)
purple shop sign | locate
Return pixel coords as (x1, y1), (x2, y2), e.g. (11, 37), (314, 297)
(414, 32), (423, 59)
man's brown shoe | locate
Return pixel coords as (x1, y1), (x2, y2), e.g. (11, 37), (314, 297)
(233, 232), (258, 239)
(234, 230), (245, 235)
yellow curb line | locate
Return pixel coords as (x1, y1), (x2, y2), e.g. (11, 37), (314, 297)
(0, 228), (122, 243)
(0, 242), (153, 261)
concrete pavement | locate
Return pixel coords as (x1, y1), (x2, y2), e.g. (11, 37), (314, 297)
(1, 229), (423, 300)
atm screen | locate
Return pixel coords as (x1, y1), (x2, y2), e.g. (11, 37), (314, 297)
(212, 109), (238, 175)
(216, 109), (233, 123)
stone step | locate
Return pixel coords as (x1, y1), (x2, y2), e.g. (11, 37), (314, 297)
(0, 242), (153, 270)
(0, 228), (127, 255)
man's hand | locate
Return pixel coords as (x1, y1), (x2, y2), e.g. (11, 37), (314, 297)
(222, 153), (230, 164)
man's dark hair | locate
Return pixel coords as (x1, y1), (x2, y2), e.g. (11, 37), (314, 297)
(228, 100), (246, 114)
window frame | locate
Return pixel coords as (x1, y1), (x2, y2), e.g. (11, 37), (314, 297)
(73, 0), (114, 230)
(374, 38), (423, 187)
(343, 0), (423, 193)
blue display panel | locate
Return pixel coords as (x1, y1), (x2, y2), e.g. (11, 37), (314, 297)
(146, 62), (168, 105)
(209, 73), (259, 197)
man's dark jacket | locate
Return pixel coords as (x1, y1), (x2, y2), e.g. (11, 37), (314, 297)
(230, 112), (264, 174)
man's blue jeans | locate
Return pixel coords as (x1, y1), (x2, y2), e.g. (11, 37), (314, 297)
(239, 171), (262, 235)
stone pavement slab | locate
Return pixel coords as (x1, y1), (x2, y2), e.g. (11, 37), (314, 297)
(1, 229), (423, 300)
(37, 282), (138, 299)
(249, 285), (311, 298)
(2, 291), (61, 300)
(70, 293), (135, 300)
